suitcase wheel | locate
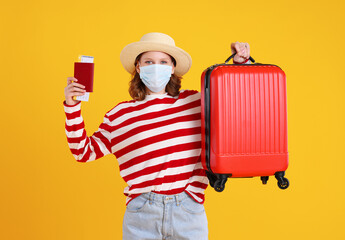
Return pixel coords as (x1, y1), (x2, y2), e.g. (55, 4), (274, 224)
(261, 176), (269, 184)
(214, 179), (226, 192)
(206, 172), (229, 192)
(214, 175), (228, 192)
(277, 178), (289, 189)
(275, 171), (290, 190)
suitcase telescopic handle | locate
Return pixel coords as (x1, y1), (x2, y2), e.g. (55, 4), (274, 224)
(225, 53), (255, 64)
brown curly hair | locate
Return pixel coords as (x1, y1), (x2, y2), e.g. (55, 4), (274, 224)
(128, 52), (182, 101)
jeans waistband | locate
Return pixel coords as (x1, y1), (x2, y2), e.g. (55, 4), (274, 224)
(140, 191), (189, 205)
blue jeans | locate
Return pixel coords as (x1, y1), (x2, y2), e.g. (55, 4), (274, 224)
(122, 191), (208, 240)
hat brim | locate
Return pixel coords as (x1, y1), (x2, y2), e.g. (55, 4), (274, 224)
(120, 41), (192, 77)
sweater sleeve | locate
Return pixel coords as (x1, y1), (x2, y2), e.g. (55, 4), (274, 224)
(63, 100), (112, 162)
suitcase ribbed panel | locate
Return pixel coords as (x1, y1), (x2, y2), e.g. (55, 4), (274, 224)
(208, 65), (288, 176)
(213, 65), (287, 155)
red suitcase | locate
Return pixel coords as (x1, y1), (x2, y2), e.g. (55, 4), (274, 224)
(201, 54), (289, 192)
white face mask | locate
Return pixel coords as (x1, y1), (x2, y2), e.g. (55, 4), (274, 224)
(139, 64), (173, 93)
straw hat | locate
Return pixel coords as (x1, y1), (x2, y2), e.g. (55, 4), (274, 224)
(120, 32), (192, 77)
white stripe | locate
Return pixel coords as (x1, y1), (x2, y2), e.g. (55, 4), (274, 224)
(65, 117), (83, 126)
(112, 118), (200, 153)
(117, 134), (201, 165)
(109, 91), (200, 126)
(92, 135), (111, 155)
(186, 175), (209, 186)
(72, 153), (79, 160)
(65, 128), (84, 138)
(127, 163), (199, 185)
(185, 191), (203, 202)
(64, 102), (81, 113)
(68, 138), (87, 149)
(186, 185), (207, 194)
(120, 149), (201, 177)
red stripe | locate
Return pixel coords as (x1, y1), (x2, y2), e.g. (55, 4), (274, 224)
(65, 121), (84, 132)
(179, 90), (198, 97)
(180, 90), (198, 97)
(72, 140), (92, 162)
(111, 99), (201, 135)
(111, 112), (200, 147)
(115, 127), (201, 158)
(129, 171), (193, 190)
(93, 132), (112, 153)
(100, 121), (112, 132)
(108, 90), (199, 122)
(191, 168), (206, 176)
(75, 147), (92, 162)
(82, 147), (92, 162)
(70, 137), (90, 156)
(188, 181), (208, 190)
(123, 156), (200, 182)
(65, 110), (81, 120)
(119, 141), (201, 171)
(90, 137), (105, 159)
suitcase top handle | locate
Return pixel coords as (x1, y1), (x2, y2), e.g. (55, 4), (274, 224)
(225, 53), (256, 64)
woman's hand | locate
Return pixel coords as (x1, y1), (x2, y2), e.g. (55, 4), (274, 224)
(64, 77), (86, 105)
(231, 42), (250, 63)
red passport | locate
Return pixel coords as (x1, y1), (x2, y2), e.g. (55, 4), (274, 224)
(74, 62), (94, 92)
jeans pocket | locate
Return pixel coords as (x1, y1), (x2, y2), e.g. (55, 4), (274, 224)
(180, 195), (205, 214)
(126, 195), (149, 213)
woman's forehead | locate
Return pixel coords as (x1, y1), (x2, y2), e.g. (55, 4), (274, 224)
(141, 51), (171, 59)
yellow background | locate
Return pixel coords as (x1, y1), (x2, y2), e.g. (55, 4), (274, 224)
(1, 0), (344, 239)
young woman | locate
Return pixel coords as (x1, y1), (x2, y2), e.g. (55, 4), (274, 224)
(64, 32), (250, 240)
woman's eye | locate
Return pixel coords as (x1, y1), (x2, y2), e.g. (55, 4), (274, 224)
(143, 60), (168, 64)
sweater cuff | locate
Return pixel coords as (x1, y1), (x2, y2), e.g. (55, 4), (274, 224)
(63, 100), (81, 113)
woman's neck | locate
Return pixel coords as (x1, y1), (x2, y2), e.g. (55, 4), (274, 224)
(146, 88), (167, 95)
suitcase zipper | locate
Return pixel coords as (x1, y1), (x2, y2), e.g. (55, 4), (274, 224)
(204, 68), (212, 173)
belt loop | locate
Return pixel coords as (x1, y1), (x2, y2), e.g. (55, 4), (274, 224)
(175, 194), (180, 206)
(149, 192), (153, 205)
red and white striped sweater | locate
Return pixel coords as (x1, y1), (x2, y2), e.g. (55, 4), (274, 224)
(64, 89), (209, 205)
